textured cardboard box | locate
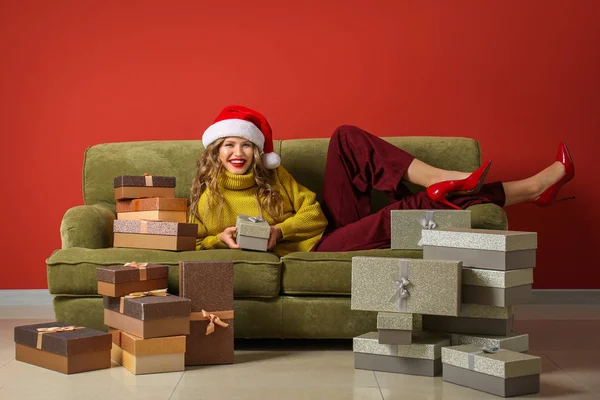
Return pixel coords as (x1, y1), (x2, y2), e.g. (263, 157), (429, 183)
(355, 353), (442, 377)
(116, 197), (187, 213)
(96, 263), (168, 298)
(462, 284), (532, 307)
(451, 333), (529, 353)
(443, 364), (539, 397)
(390, 210), (471, 250)
(113, 232), (196, 251)
(103, 309), (190, 339)
(235, 215), (270, 251)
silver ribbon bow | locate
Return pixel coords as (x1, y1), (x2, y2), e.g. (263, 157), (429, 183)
(248, 216), (265, 223)
(388, 260), (411, 311)
(417, 210), (437, 246)
(468, 346), (505, 370)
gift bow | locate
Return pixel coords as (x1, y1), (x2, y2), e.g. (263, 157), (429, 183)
(123, 261), (149, 281)
(468, 346), (506, 370)
(36, 326), (84, 349)
(248, 216), (265, 223)
(120, 288), (168, 313)
(388, 260), (411, 311)
(190, 309), (234, 335)
(417, 211), (437, 246)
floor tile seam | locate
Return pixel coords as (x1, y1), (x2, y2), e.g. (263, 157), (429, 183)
(372, 370), (385, 400)
(0, 358), (13, 370)
(168, 371), (186, 400)
(540, 352), (596, 392)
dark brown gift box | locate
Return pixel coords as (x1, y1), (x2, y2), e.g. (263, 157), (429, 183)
(179, 260), (234, 365)
(103, 292), (191, 320)
(14, 322), (111, 374)
(116, 197), (188, 213)
(114, 175), (176, 188)
(96, 263), (168, 298)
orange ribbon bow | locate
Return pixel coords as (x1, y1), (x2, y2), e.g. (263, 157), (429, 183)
(36, 326), (84, 349)
(119, 288), (168, 313)
(123, 261), (149, 281)
(190, 309), (234, 335)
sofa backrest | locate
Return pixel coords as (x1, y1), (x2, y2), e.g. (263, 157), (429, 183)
(82, 137), (482, 209)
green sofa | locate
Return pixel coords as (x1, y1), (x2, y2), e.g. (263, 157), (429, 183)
(46, 136), (507, 338)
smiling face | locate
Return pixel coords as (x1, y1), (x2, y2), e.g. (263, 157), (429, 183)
(218, 136), (255, 175)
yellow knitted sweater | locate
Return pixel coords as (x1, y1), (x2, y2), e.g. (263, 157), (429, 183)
(189, 166), (328, 256)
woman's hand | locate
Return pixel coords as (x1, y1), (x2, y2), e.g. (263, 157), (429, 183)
(218, 226), (240, 249)
(268, 225), (283, 249)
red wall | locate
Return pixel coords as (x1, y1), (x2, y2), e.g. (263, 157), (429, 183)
(1, 1), (597, 289)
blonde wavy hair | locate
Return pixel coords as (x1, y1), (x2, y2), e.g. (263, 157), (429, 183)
(189, 138), (284, 223)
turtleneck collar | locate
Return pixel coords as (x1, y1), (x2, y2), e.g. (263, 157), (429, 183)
(219, 169), (257, 190)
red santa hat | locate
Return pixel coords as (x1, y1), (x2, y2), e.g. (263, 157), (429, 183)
(202, 105), (281, 169)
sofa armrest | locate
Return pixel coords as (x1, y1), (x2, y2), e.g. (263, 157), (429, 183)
(467, 203), (508, 230)
(60, 204), (115, 249)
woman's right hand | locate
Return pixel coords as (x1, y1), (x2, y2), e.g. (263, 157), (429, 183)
(218, 226), (240, 249)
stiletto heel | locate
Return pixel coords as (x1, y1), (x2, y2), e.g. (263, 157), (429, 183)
(426, 160), (492, 210)
(533, 141), (575, 207)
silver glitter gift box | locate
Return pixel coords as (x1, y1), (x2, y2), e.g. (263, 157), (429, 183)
(423, 305), (514, 336)
(451, 333), (529, 353)
(235, 215), (271, 252)
(390, 210), (471, 250)
(462, 268), (533, 307)
(377, 312), (422, 345)
(353, 331), (450, 376)
(351, 257), (462, 316)
(421, 228), (538, 270)
(442, 344), (541, 397)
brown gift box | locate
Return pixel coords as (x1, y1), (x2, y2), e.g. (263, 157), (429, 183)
(179, 260), (234, 366)
(96, 262), (168, 298)
(114, 186), (175, 200)
(14, 322), (111, 374)
(113, 220), (197, 237)
(103, 291), (191, 320)
(111, 342), (185, 375)
(114, 175), (176, 188)
(116, 197), (187, 213)
(109, 328), (186, 356)
(113, 232), (196, 251)
(117, 210), (187, 223)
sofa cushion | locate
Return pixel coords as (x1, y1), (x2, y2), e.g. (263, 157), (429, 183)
(47, 247), (281, 298)
(281, 249), (422, 295)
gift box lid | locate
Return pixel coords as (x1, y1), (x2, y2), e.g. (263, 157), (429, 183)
(377, 312), (422, 331)
(114, 175), (176, 188)
(390, 209), (472, 248)
(459, 304), (514, 319)
(235, 215), (270, 239)
(113, 220), (197, 237)
(442, 344), (541, 378)
(353, 331), (450, 360)
(451, 333), (529, 353)
(462, 267), (534, 288)
(116, 197), (188, 213)
(96, 262), (168, 284)
(178, 261), (234, 312)
(420, 228), (537, 251)
(14, 322), (111, 356)
(103, 292), (191, 320)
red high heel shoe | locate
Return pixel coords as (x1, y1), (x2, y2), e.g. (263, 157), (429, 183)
(426, 160), (493, 210)
(532, 141), (575, 206)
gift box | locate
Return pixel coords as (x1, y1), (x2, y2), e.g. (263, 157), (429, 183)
(390, 210), (471, 250)
(462, 267), (533, 307)
(117, 210), (187, 223)
(442, 344), (541, 397)
(96, 262), (168, 298)
(109, 328), (185, 375)
(351, 257), (462, 316)
(114, 175), (176, 200)
(113, 220), (197, 251)
(14, 322), (111, 374)
(377, 312), (422, 345)
(421, 228), (537, 270)
(116, 197), (187, 213)
(179, 261), (234, 365)
(235, 215), (270, 251)
(451, 333), (529, 353)
(422, 304), (514, 336)
(103, 290), (191, 339)
(353, 331), (449, 377)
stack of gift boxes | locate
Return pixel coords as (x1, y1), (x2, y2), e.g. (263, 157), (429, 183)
(351, 209), (542, 397)
(113, 175), (197, 251)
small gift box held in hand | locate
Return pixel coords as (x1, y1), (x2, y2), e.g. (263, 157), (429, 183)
(235, 214), (271, 251)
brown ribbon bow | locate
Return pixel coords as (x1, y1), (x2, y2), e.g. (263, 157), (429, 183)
(36, 326), (84, 349)
(123, 261), (149, 281)
(119, 288), (168, 313)
(190, 309), (234, 335)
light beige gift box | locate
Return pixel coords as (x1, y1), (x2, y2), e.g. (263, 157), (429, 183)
(390, 210), (471, 250)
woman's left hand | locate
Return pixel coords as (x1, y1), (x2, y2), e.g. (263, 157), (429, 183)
(268, 225), (283, 249)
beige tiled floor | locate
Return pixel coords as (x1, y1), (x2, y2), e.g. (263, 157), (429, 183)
(0, 305), (599, 399)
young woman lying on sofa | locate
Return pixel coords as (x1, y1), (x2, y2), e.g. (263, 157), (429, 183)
(188, 105), (575, 255)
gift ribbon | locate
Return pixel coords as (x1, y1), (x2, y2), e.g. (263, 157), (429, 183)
(417, 210), (437, 246)
(143, 173), (153, 187)
(119, 288), (168, 313)
(123, 261), (149, 281)
(247, 216), (265, 223)
(467, 346), (507, 370)
(190, 309), (234, 335)
(388, 259), (411, 311)
(36, 326), (84, 349)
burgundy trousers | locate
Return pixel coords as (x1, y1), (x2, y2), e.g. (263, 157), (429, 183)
(311, 125), (506, 252)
